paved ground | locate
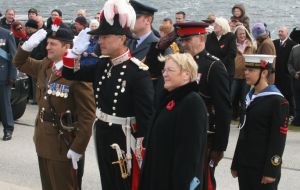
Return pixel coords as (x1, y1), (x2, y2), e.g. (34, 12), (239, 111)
(0, 104), (299, 190)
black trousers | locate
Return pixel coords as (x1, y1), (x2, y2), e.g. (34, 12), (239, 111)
(203, 135), (216, 190)
(77, 156), (85, 190)
(95, 120), (131, 190)
(237, 167), (280, 190)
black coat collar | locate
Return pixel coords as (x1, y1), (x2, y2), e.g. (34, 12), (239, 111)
(160, 81), (199, 108)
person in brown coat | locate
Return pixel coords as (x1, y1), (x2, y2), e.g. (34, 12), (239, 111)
(252, 22), (276, 84)
(231, 25), (256, 123)
(230, 3), (250, 32)
(12, 27), (95, 190)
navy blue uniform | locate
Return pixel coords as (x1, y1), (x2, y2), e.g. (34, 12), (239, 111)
(0, 27), (16, 139)
(231, 86), (289, 190)
(194, 50), (232, 190)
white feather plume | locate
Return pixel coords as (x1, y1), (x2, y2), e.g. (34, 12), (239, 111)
(102, 0), (136, 30)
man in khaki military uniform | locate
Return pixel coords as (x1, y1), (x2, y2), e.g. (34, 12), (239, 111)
(13, 27), (95, 190)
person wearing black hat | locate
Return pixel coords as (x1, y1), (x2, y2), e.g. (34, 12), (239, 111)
(62, 0), (154, 190)
(13, 25), (95, 190)
(74, 16), (88, 35)
(25, 19), (39, 35)
(231, 54), (289, 190)
(128, 0), (172, 107)
(25, 19), (42, 105)
(174, 21), (232, 190)
(127, 0), (161, 74)
(28, 8), (38, 20)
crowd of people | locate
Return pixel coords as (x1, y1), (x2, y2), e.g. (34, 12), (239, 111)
(0, 0), (300, 190)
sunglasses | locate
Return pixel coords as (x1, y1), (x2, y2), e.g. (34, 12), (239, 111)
(16, 27), (23, 31)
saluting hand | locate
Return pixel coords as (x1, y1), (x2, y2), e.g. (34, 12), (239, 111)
(21, 29), (47, 52)
(261, 176), (276, 184)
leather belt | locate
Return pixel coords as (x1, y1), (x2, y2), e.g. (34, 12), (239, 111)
(39, 110), (58, 124)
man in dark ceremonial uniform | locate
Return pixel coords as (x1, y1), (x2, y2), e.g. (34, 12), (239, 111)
(174, 22), (232, 190)
(62, 0), (154, 189)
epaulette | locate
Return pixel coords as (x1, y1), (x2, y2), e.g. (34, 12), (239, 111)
(206, 52), (220, 61)
(130, 57), (149, 71)
(99, 55), (110, 59)
(292, 44), (300, 49)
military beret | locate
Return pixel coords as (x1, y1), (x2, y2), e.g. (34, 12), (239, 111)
(48, 28), (74, 43)
(25, 19), (39, 29)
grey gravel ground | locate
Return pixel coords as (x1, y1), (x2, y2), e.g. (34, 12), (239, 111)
(0, 104), (299, 190)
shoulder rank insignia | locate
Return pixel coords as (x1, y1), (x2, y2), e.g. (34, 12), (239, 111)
(206, 52), (220, 61)
(271, 155), (281, 166)
(130, 57), (149, 71)
(99, 55), (110, 59)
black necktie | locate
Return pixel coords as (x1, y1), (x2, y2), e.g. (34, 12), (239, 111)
(133, 39), (138, 49)
(280, 40), (283, 46)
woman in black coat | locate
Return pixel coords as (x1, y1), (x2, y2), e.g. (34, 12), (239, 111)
(139, 53), (208, 190)
(231, 54), (289, 190)
(206, 17), (237, 86)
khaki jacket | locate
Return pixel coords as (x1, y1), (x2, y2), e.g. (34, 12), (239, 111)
(13, 47), (95, 161)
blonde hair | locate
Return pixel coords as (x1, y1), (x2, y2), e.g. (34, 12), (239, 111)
(214, 17), (231, 34)
(234, 24), (254, 43)
(159, 53), (198, 82)
(89, 19), (100, 29)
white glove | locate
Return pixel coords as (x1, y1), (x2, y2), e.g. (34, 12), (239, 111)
(22, 29), (47, 52)
(206, 25), (214, 34)
(67, 149), (82, 170)
(72, 28), (91, 56)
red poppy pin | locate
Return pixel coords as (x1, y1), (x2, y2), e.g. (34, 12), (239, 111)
(220, 44), (225, 48)
(166, 100), (175, 110)
(52, 17), (62, 33)
(260, 60), (267, 68)
(53, 17), (62, 27)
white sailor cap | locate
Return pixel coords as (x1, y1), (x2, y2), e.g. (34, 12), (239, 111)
(243, 54), (276, 69)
